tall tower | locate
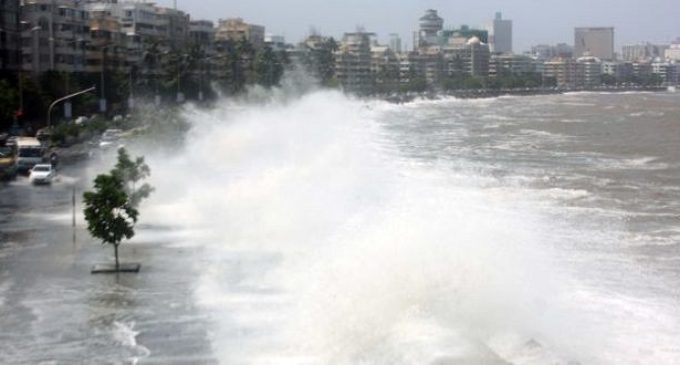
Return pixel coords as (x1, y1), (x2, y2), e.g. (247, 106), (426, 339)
(574, 27), (615, 60)
(487, 12), (512, 54)
(389, 33), (402, 53)
(418, 9), (443, 48)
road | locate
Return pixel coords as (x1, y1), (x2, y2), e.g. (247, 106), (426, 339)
(0, 159), (217, 364)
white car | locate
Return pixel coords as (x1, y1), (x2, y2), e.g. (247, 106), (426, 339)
(29, 164), (55, 185)
(99, 129), (123, 148)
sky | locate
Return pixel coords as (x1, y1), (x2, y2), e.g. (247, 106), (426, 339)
(156, 0), (680, 52)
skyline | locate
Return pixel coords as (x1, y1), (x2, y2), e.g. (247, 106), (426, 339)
(156, 0), (679, 52)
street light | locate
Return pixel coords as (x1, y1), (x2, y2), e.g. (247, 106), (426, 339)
(176, 53), (188, 103)
(97, 44), (116, 113)
(47, 86), (96, 129)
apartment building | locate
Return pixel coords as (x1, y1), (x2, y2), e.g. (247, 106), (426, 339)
(442, 37), (490, 78)
(21, 0), (91, 74)
(215, 18), (265, 49)
(622, 43), (669, 62)
(335, 32), (373, 94)
(543, 57), (579, 86)
(489, 53), (534, 77)
(0, 0), (22, 71)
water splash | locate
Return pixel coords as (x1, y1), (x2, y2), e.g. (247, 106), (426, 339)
(136, 90), (612, 364)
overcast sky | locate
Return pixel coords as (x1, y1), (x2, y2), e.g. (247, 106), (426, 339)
(156, 0), (679, 52)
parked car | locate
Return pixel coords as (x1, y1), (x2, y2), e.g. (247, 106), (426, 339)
(29, 164), (55, 185)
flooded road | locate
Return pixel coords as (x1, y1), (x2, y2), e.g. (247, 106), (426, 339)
(0, 162), (217, 364)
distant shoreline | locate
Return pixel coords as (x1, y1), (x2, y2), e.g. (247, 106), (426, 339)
(382, 85), (670, 103)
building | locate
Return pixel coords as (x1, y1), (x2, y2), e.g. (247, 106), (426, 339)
(418, 9), (443, 48)
(442, 26), (489, 45)
(411, 48), (444, 85)
(265, 34), (287, 51)
(189, 20), (215, 46)
(156, 7), (190, 47)
(632, 61), (653, 78)
(576, 55), (602, 87)
(0, 0), (22, 71)
(21, 0), (91, 74)
(442, 36), (490, 78)
(622, 43), (669, 62)
(389, 33), (402, 53)
(543, 57), (579, 87)
(486, 12), (512, 54)
(666, 43), (680, 61)
(85, 1), (173, 71)
(87, 11), (127, 75)
(215, 18), (265, 49)
(530, 43), (573, 59)
(370, 44), (400, 92)
(574, 27), (614, 60)
(489, 53), (534, 77)
(335, 32), (373, 94)
(652, 61), (679, 84)
(601, 61), (633, 82)
(86, 1), (166, 42)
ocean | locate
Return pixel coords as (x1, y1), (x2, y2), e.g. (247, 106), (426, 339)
(1, 90), (679, 364)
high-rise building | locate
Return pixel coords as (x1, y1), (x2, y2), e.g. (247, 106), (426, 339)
(370, 44), (400, 91)
(335, 32), (374, 94)
(0, 0), (22, 71)
(574, 27), (614, 60)
(418, 9), (443, 48)
(21, 0), (91, 74)
(486, 12), (512, 54)
(389, 33), (402, 53)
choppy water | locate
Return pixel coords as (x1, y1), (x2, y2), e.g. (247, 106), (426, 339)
(2, 90), (680, 364)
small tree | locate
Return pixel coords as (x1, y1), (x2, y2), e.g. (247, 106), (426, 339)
(113, 147), (153, 208)
(83, 148), (152, 271)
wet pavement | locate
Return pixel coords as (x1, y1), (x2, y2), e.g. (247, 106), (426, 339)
(0, 160), (217, 364)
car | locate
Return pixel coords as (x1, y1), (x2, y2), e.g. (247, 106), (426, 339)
(99, 128), (123, 148)
(29, 164), (55, 185)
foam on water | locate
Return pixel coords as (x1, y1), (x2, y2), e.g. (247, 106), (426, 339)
(134, 90), (679, 364)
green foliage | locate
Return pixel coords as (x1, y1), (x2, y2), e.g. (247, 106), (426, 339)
(83, 147), (152, 269)
(254, 46), (285, 88)
(83, 173), (138, 247)
(113, 147), (153, 208)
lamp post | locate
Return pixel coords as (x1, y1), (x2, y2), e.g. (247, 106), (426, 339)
(176, 53), (187, 103)
(47, 86), (96, 129)
(97, 44), (115, 114)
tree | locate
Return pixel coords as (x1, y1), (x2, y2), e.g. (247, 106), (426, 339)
(113, 147), (153, 208)
(83, 148), (152, 271)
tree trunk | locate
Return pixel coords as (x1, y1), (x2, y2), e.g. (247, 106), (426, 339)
(114, 243), (119, 272)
